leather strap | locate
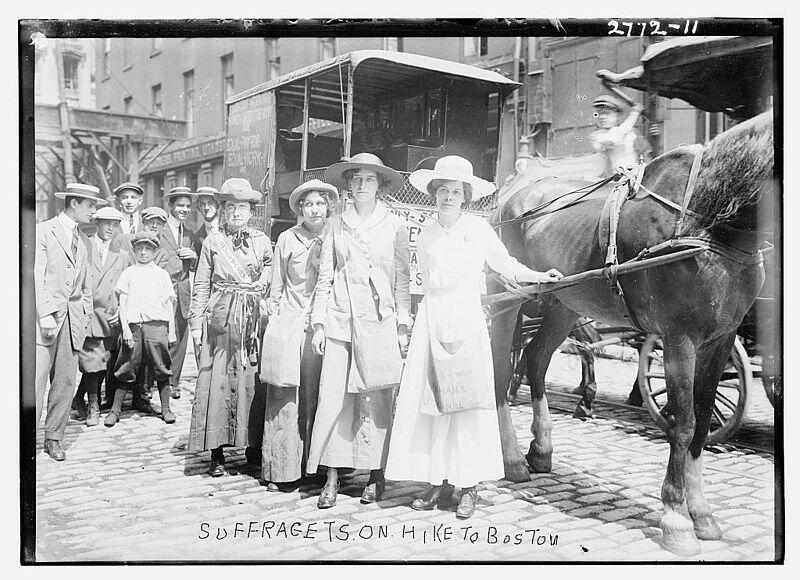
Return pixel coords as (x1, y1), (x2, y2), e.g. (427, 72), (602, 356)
(674, 144), (705, 236)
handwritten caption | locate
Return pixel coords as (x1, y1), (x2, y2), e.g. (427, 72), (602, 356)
(198, 520), (559, 546)
(607, 19), (699, 36)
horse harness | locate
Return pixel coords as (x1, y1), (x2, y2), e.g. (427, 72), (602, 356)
(496, 147), (764, 330)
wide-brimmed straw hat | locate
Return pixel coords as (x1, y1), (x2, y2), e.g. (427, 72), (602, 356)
(54, 183), (109, 205)
(195, 186), (220, 200)
(592, 93), (627, 112)
(324, 152), (404, 193)
(113, 182), (144, 196)
(289, 179), (340, 215)
(93, 207), (124, 222)
(409, 156), (496, 200)
(162, 186), (197, 203)
(218, 178), (262, 204)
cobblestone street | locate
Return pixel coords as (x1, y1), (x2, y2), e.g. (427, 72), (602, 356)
(34, 347), (778, 562)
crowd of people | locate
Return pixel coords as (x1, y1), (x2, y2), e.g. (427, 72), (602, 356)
(35, 150), (565, 520)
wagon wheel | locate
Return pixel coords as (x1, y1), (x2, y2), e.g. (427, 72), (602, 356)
(637, 335), (752, 445)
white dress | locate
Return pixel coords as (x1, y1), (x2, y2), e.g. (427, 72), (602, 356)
(385, 213), (530, 488)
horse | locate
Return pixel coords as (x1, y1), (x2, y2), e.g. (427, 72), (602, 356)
(488, 111), (774, 555)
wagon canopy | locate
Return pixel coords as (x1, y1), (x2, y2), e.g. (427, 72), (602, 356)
(598, 36), (774, 120)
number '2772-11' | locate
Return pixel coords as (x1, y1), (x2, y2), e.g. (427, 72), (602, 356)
(608, 19), (699, 36)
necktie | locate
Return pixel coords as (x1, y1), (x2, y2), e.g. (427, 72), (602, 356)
(178, 224), (184, 248)
(71, 228), (79, 259)
(129, 215), (135, 234)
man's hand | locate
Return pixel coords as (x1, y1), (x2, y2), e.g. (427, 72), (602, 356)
(177, 247), (197, 261)
(39, 314), (58, 340)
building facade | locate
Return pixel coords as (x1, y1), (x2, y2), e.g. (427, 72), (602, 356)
(94, 35), (728, 230)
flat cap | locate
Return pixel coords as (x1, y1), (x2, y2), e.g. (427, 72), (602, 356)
(141, 206), (169, 222)
(113, 182), (144, 196)
(93, 207), (125, 222)
(132, 231), (160, 248)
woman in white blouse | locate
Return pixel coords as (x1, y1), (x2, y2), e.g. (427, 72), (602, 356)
(385, 156), (563, 519)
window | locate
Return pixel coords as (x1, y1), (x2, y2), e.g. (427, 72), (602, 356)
(124, 96), (133, 114)
(183, 70), (195, 137)
(319, 38), (336, 61)
(151, 84), (163, 117)
(463, 37), (488, 58)
(267, 38), (281, 80)
(63, 55), (80, 93)
(383, 37), (403, 52)
(101, 39), (111, 78)
(221, 53), (235, 109)
(151, 38), (162, 54)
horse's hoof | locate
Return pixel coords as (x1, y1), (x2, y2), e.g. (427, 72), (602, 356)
(526, 450), (552, 473)
(660, 512), (701, 556)
(572, 404), (594, 420)
(693, 514), (722, 541)
(504, 461), (532, 483)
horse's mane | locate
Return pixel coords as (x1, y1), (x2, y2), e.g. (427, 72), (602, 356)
(687, 111), (774, 231)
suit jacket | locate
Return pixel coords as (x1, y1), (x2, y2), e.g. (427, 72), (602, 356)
(159, 224), (199, 318)
(84, 237), (132, 337)
(34, 216), (93, 349)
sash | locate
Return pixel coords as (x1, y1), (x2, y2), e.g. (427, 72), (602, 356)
(210, 232), (250, 283)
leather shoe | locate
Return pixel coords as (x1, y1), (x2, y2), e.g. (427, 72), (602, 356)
(210, 458), (226, 478)
(70, 399), (87, 421)
(85, 403), (100, 427)
(411, 482), (455, 511)
(245, 447), (262, 466)
(104, 411), (119, 427)
(162, 411), (176, 424)
(44, 440), (66, 461)
(317, 481), (339, 509)
(360, 479), (385, 504)
(456, 488), (478, 519)
(132, 399), (155, 415)
(171, 387), (181, 400)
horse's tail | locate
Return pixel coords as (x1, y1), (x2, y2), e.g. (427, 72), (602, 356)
(688, 110), (774, 231)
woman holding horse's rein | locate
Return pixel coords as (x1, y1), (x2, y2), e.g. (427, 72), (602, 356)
(257, 179), (339, 491)
(187, 178), (273, 477)
(385, 156), (563, 519)
(306, 152), (411, 508)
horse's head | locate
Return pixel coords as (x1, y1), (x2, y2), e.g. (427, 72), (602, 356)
(686, 111), (775, 242)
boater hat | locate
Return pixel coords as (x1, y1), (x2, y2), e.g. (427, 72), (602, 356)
(592, 93), (627, 112)
(141, 206), (169, 223)
(323, 152), (404, 194)
(409, 156), (496, 201)
(218, 178), (262, 204)
(132, 231), (160, 248)
(93, 207), (124, 222)
(113, 182), (144, 196)
(195, 186), (220, 200)
(162, 186), (197, 202)
(289, 179), (340, 215)
(54, 183), (109, 205)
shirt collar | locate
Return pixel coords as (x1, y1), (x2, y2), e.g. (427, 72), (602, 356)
(166, 214), (182, 230)
(341, 202), (388, 230)
(57, 212), (78, 232)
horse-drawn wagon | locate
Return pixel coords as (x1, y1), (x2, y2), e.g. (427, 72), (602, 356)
(485, 35), (776, 555)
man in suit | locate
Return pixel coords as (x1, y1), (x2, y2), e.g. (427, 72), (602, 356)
(35, 183), (107, 461)
(160, 187), (199, 399)
(109, 182), (144, 253)
(71, 207), (132, 426)
(193, 186), (221, 252)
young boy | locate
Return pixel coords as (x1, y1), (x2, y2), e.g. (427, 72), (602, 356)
(589, 93), (646, 178)
(106, 231), (178, 426)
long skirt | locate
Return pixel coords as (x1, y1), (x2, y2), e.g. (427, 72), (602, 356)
(188, 321), (256, 451)
(261, 331), (323, 482)
(384, 298), (504, 488)
(305, 338), (395, 474)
